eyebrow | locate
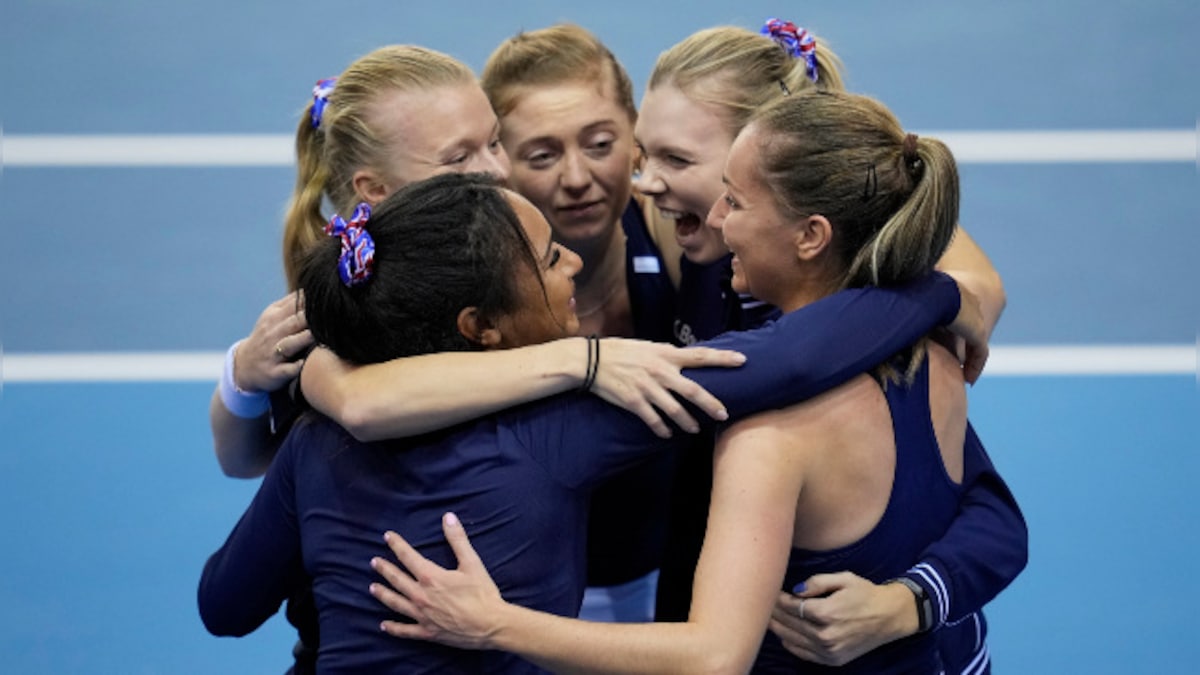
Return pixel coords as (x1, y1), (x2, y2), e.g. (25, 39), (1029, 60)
(518, 119), (620, 150)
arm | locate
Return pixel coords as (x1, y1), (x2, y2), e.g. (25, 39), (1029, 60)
(936, 226), (1005, 339)
(301, 337), (745, 442)
(210, 291), (314, 478)
(198, 427), (307, 636)
(687, 272), (966, 420)
(769, 424), (1028, 665)
(370, 416), (803, 674)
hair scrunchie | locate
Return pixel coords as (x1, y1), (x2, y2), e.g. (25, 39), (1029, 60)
(761, 18), (819, 84)
(325, 202), (375, 287)
(310, 77), (337, 130)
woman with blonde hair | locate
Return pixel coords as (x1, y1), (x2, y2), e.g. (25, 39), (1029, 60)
(632, 21), (1022, 672)
(370, 89), (1024, 675)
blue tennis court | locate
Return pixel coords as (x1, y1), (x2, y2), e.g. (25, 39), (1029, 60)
(1, 1), (1196, 673)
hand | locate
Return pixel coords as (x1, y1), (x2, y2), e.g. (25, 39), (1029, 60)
(944, 275), (990, 384)
(768, 572), (918, 667)
(369, 512), (505, 650)
(591, 338), (745, 438)
(234, 291), (315, 393)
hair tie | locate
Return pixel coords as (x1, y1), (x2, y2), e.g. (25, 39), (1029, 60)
(761, 18), (819, 84)
(310, 77), (337, 130)
(325, 202), (375, 287)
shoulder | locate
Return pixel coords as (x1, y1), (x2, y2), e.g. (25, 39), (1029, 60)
(723, 374), (883, 448)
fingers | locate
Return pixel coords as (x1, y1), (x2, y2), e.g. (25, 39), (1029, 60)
(369, 580), (422, 618)
(379, 530), (439, 589)
(441, 512), (483, 571)
(963, 344), (988, 385)
(379, 620), (435, 640)
(662, 378), (725, 425)
(676, 346), (746, 369)
(796, 572), (846, 598)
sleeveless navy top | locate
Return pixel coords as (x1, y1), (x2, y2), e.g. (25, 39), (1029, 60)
(753, 355), (963, 674)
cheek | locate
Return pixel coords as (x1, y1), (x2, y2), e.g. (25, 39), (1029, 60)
(509, 168), (556, 211)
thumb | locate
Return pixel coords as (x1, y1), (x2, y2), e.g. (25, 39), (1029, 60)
(795, 572), (851, 598)
(442, 512), (484, 571)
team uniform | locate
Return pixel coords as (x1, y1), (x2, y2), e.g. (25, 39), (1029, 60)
(200, 274), (963, 672)
(753, 356), (962, 674)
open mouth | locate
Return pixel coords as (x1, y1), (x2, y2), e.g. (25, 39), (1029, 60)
(658, 207), (703, 244)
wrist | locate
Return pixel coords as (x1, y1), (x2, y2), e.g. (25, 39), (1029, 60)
(886, 577), (933, 635)
(219, 340), (270, 419)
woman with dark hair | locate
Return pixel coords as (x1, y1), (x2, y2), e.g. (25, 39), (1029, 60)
(199, 172), (974, 673)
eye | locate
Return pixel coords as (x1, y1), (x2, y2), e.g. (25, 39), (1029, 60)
(585, 134), (616, 157)
(547, 247), (562, 268)
(723, 193), (739, 209)
(447, 153), (469, 165)
(525, 150), (556, 169)
(665, 154), (691, 169)
(489, 137), (502, 152)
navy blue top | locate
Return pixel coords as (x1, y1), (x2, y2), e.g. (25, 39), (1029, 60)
(754, 357), (961, 674)
(583, 199), (682, 587)
(199, 274), (962, 673)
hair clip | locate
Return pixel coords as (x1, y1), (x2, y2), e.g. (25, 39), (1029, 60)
(310, 77), (337, 130)
(761, 18), (819, 84)
(325, 202), (375, 287)
(862, 164), (878, 201)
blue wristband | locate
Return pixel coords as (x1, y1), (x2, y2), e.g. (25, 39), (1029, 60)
(218, 340), (270, 419)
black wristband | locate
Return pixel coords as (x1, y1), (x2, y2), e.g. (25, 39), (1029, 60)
(581, 335), (600, 391)
(888, 577), (934, 633)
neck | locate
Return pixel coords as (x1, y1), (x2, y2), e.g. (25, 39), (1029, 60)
(571, 221), (626, 304)
(775, 266), (843, 314)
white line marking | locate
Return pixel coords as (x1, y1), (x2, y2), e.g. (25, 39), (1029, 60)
(1, 345), (1194, 383)
(2, 130), (1195, 166)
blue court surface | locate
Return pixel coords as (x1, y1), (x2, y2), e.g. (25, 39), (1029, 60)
(1, 1), (1196, 673)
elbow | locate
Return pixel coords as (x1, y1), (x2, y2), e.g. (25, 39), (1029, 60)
(686, 647), (757, 675)
(197, 588), (256, 638)
(335, 404), (383, 442)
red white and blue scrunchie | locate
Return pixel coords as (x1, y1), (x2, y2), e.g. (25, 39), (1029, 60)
(325, 202), (375, 287)
(310, 77), (337, 130)
(761, 18), (819, 84)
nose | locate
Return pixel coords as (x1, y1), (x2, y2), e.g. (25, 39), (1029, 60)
(560, 149), (591, 193)
(706, 196), (728, 231)
(469, 148), (512, 183)
(563, 246), (584, 278)
(633, 161), (666, 196)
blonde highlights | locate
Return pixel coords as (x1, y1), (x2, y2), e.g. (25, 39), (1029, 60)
(648, 25), (845, 137)
(751, 91), (960, 381)
(282, 46), (474, 289)
(481, 23), (636, 123)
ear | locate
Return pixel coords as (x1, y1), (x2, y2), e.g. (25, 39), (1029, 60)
(794, 214), (833, 261)
(351, 168), (392, 207)
(456, 307), (504, 348)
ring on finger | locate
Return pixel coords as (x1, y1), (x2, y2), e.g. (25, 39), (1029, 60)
(796, 598), (805, 620)
(275, 343), (285, 359)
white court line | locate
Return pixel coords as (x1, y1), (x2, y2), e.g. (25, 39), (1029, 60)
(1, 345), (1195, 383)
(1, 130), (1195, 166)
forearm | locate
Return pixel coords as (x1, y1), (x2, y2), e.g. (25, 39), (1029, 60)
(490, 604), (735, 675)
(302, 339), (588, 442)
(209, 387), (278, 479)
(937, 226), (1006, 336)
(691, 272), (961, 421)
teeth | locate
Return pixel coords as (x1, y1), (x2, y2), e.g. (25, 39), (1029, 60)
(657, 208), (692, 220)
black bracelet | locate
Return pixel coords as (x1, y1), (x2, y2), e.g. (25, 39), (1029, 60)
(888, 577), (934, 633)
(581, 335), (600, 391)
